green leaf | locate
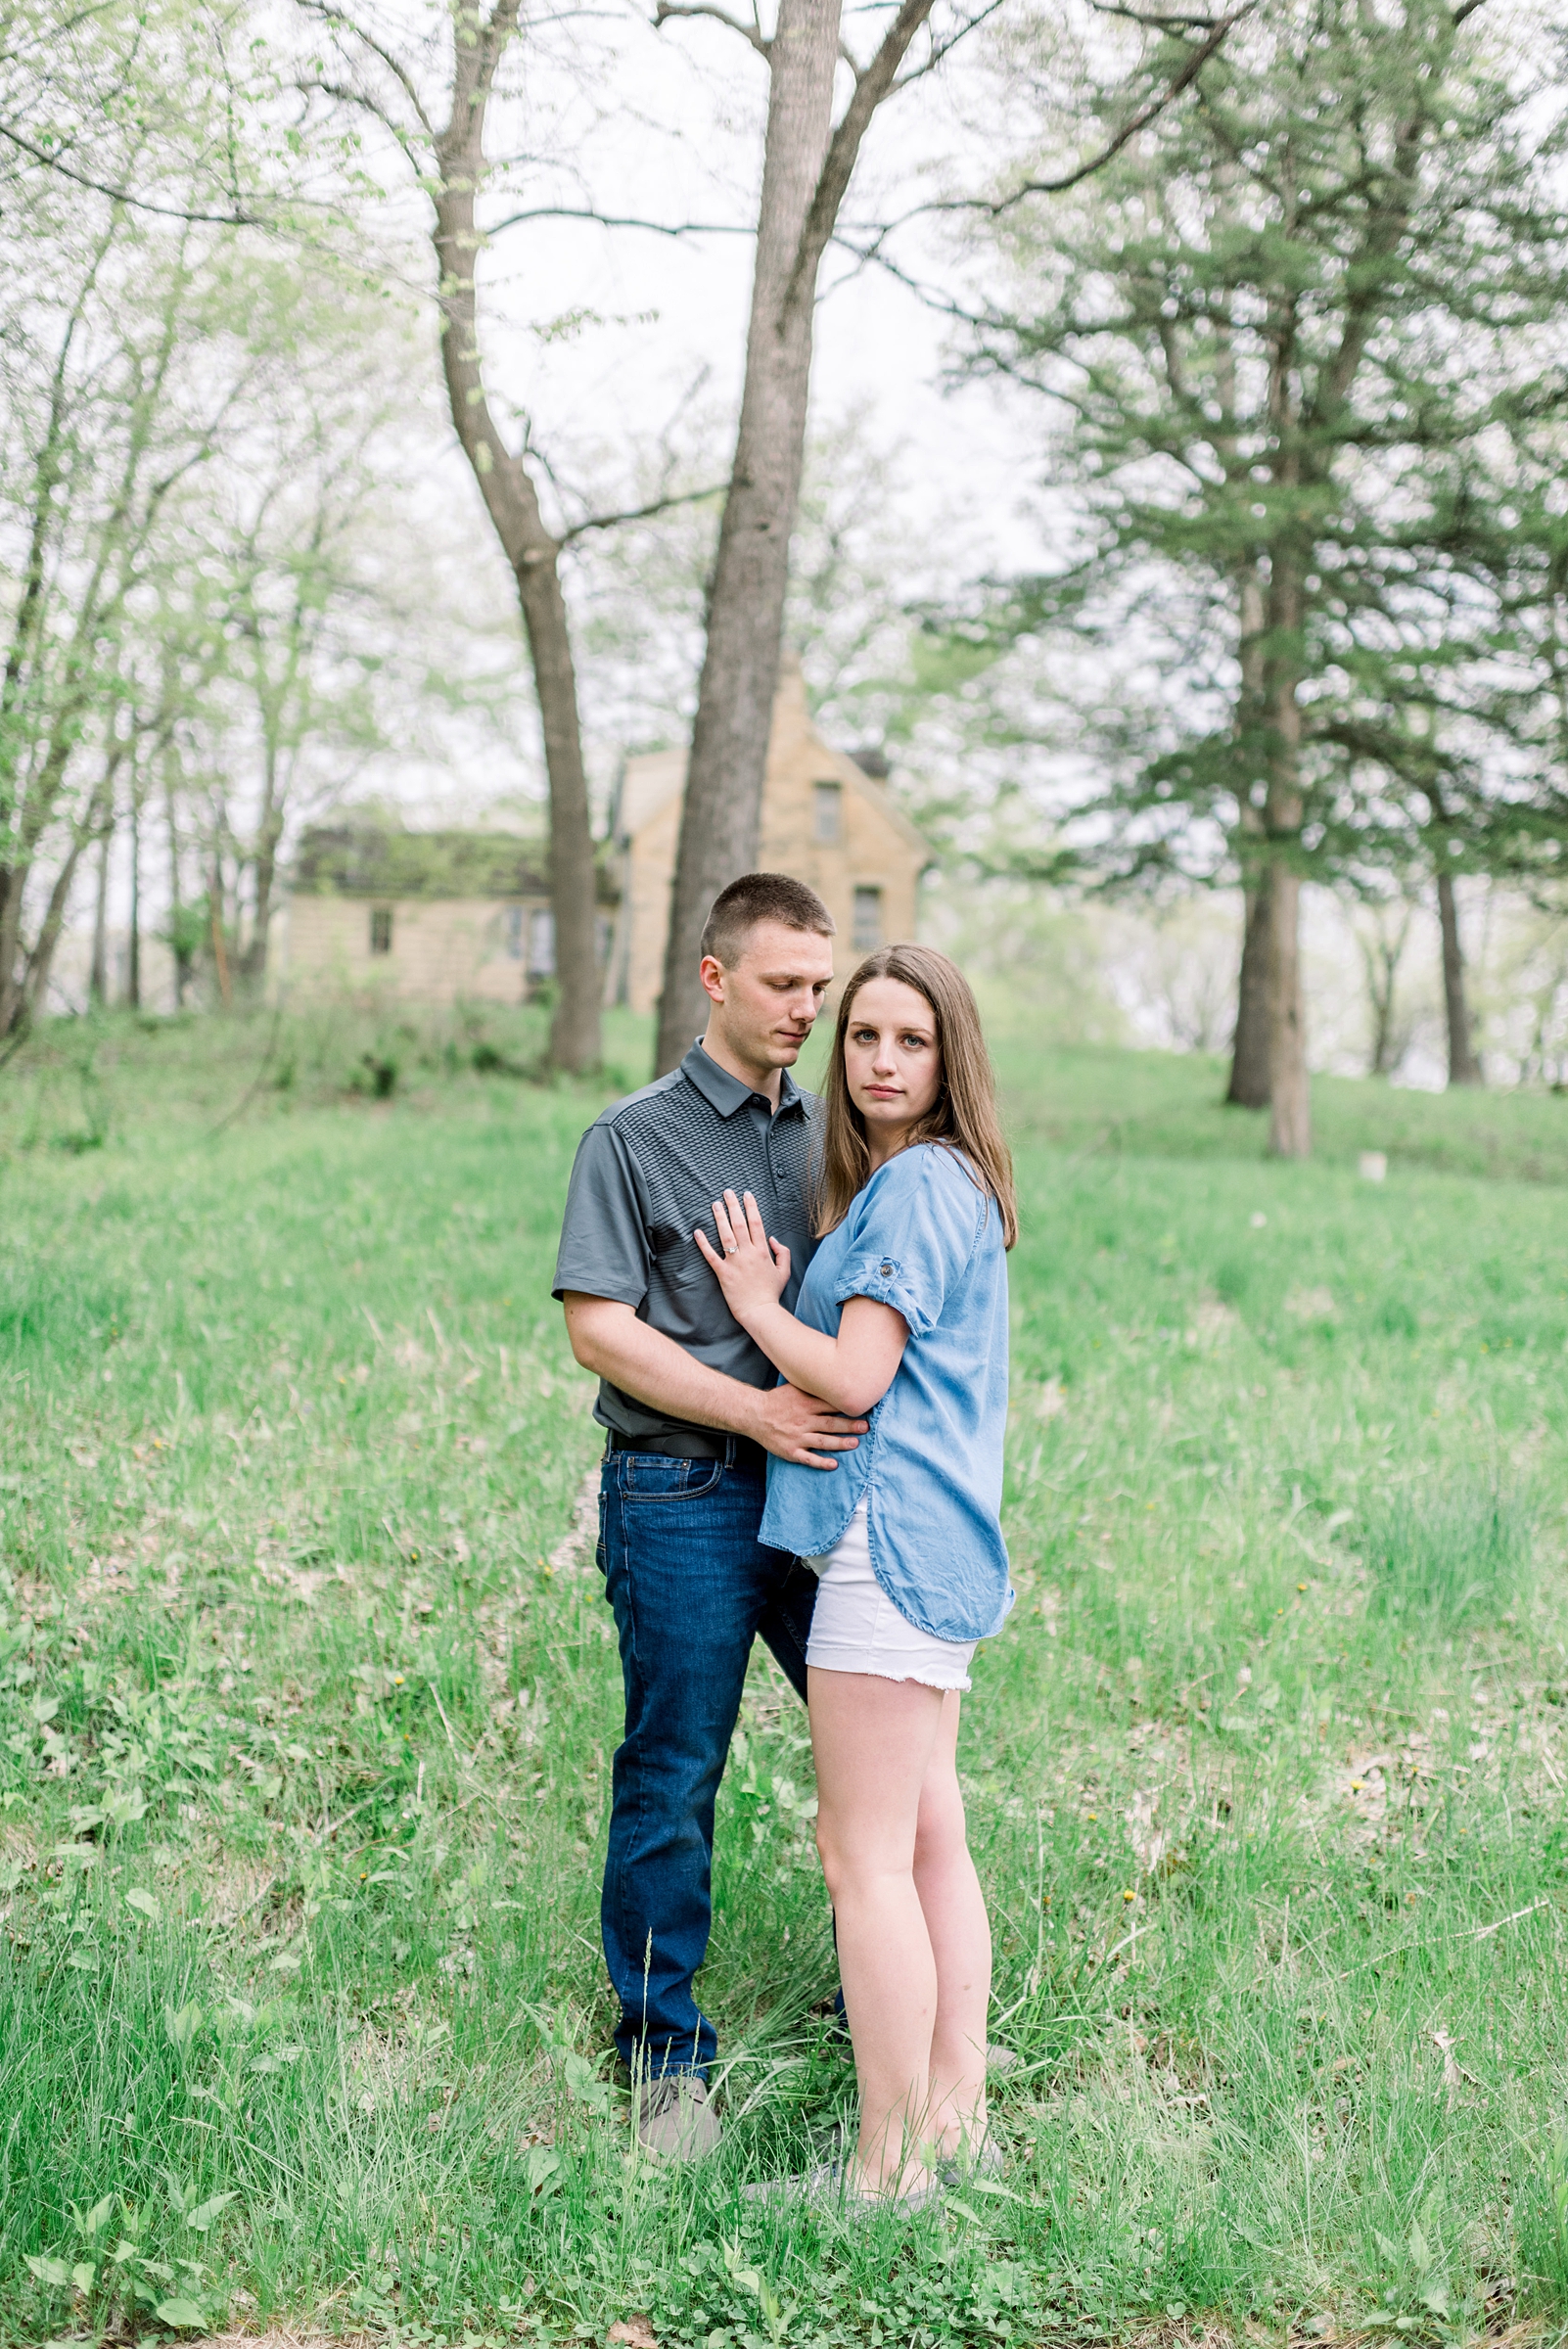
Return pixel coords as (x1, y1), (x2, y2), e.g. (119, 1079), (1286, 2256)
(524, 2145), (561, 2194)
(125, 1888), (161, 1921)
(153, 2297), (208, 2328)
(964, 2174), (1029, 2204)
(24, 2255), (73, 2289)
(75, 2195), (117, 2238)
(1375, 2232), (1405, 2267)
(186, 2191), (239, 2234)
(71, 2263), (95, 2294)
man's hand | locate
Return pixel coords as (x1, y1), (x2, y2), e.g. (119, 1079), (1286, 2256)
(562, 1293), (865, 1467)
(748, 1383), (865, 1470)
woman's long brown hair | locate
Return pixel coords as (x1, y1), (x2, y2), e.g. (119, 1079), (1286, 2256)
(812, 944), (1018, 1249)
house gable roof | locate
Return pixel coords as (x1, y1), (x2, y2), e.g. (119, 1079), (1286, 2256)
(614, 718), (931, 866)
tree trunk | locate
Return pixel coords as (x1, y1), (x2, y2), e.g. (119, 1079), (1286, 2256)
(1226, 563), (1270, 1105)
(242, 746), (283, 992)
(21, 853), (82, 1021)
(90, 822), (112, 1006)
(430, 0), (600, 1074)
(164, 727), (189, 1008)
(23, 823), (95, 1021)
(1227, 876), (1272, 1105)
(209, 852), (232, 1009)
(1264, 540), (1310, 1158)
(654, 0), (844, 1070)
(1436, 867), (1483, 1085)
(127, 778), (142, 1011)
(1358, 908), (1411, 1079)
(1266, 854), (1309, 1155)
(653, 0), (938, 1075)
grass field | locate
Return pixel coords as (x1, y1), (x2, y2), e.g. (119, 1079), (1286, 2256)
(2, 1005), (1567, 2349)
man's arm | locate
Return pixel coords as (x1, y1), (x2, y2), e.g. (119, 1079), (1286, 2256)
(561, 1294), (865, 1470)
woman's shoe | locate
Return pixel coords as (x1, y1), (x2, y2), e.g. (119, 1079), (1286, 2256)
(742, 2159), (944, 2213)
(937, 2136), (1005, 2188)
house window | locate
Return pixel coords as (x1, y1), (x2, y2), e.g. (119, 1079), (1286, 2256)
(528, 907), (555, 978)
(369, 906), (393, 955)
(853, 886), (883, 951)
(504, 904), (525, 959)
(813, 782), (842, 845)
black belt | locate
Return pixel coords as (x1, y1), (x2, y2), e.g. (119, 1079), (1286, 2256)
(606, 1429), (766, 1474)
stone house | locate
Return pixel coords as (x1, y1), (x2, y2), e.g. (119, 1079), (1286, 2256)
(280, 826), (572, 1005)
(605, 662), (931, 1015)
(280, 668), (930, 1010)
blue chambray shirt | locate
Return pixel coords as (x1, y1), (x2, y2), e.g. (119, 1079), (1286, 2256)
(760, 1142), (1013, 1644)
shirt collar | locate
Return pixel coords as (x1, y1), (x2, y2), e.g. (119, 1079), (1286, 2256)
(680, 1038), (806, 1120)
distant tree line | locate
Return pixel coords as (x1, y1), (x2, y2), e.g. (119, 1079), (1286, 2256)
(2, 0), (1562, 1148)
(924, 0), (1568, 1150)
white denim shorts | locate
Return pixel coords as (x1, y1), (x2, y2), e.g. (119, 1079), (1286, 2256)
(804, 1501), (976, 1691)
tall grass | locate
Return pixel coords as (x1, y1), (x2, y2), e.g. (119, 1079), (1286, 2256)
(1362, 1478), (1536, 1625)
(0, 1013), (1566, 2345)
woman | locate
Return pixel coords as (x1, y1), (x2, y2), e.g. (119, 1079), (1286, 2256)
(694, 943), (1016, 2205)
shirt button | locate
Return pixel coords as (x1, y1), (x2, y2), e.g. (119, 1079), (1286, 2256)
(879, 1262), (894, 1277)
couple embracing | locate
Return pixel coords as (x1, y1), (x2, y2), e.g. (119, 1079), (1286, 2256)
(553, 871), (1016, 2207)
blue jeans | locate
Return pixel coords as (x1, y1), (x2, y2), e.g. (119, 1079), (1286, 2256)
(597, 1443), (818, 2080)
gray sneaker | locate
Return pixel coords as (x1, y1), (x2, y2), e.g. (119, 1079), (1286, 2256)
(742, 2159), (943, 2213)
(937, 2136), (1005, 2188)
(636, 2073), (720, 2161)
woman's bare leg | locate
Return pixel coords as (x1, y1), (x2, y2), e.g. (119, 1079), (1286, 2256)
(808, 1666), (945, 2194)
(914, 1691), (991, 2156)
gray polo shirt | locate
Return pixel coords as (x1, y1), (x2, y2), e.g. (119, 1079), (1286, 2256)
(552, 1039), (819, 1443)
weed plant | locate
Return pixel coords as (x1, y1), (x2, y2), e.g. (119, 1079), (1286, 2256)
(0, 1014), (1566, 2347)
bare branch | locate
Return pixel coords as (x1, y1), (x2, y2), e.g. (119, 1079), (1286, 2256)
(557, 482), (728, 545)
(488, 204), (751, 236)
(988, 1), (1257, 208)
(298, 0), (437, 138)
(838, 0), (1253, 270)
(891, 0), (1008, 90)
(1091, 1), (1241, 26)
(0, 123), (272, 223)
(787, 0), (939, 312)
(653, 0), (770, 55)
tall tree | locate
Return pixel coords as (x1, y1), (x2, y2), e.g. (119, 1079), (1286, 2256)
(956, 0), (1565, 1150)
(653, 0), (1252, 1070)
(300, 0), (603, 1072)
(654, 0), (931, 1067)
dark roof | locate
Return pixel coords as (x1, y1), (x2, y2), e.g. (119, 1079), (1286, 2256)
(850, 746), (891, 780)
(293, 826), (551, 900)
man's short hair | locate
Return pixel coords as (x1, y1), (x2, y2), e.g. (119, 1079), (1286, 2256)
(700, 872), (836, 967)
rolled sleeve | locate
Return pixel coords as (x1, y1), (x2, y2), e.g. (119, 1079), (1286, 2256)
(831, 1147), (985, 1339)
(551, 1123), (651, 1306)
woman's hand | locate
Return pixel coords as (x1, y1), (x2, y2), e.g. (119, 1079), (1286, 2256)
(694, 1188), (791, 1324)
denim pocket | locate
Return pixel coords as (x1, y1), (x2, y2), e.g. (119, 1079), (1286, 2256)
(622, 1452), (724, 1501)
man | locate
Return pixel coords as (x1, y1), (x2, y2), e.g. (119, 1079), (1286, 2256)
(554, 871), (866, 2161)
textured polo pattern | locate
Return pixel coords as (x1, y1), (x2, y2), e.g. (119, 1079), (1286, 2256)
(553, 1042), (819, 1442)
